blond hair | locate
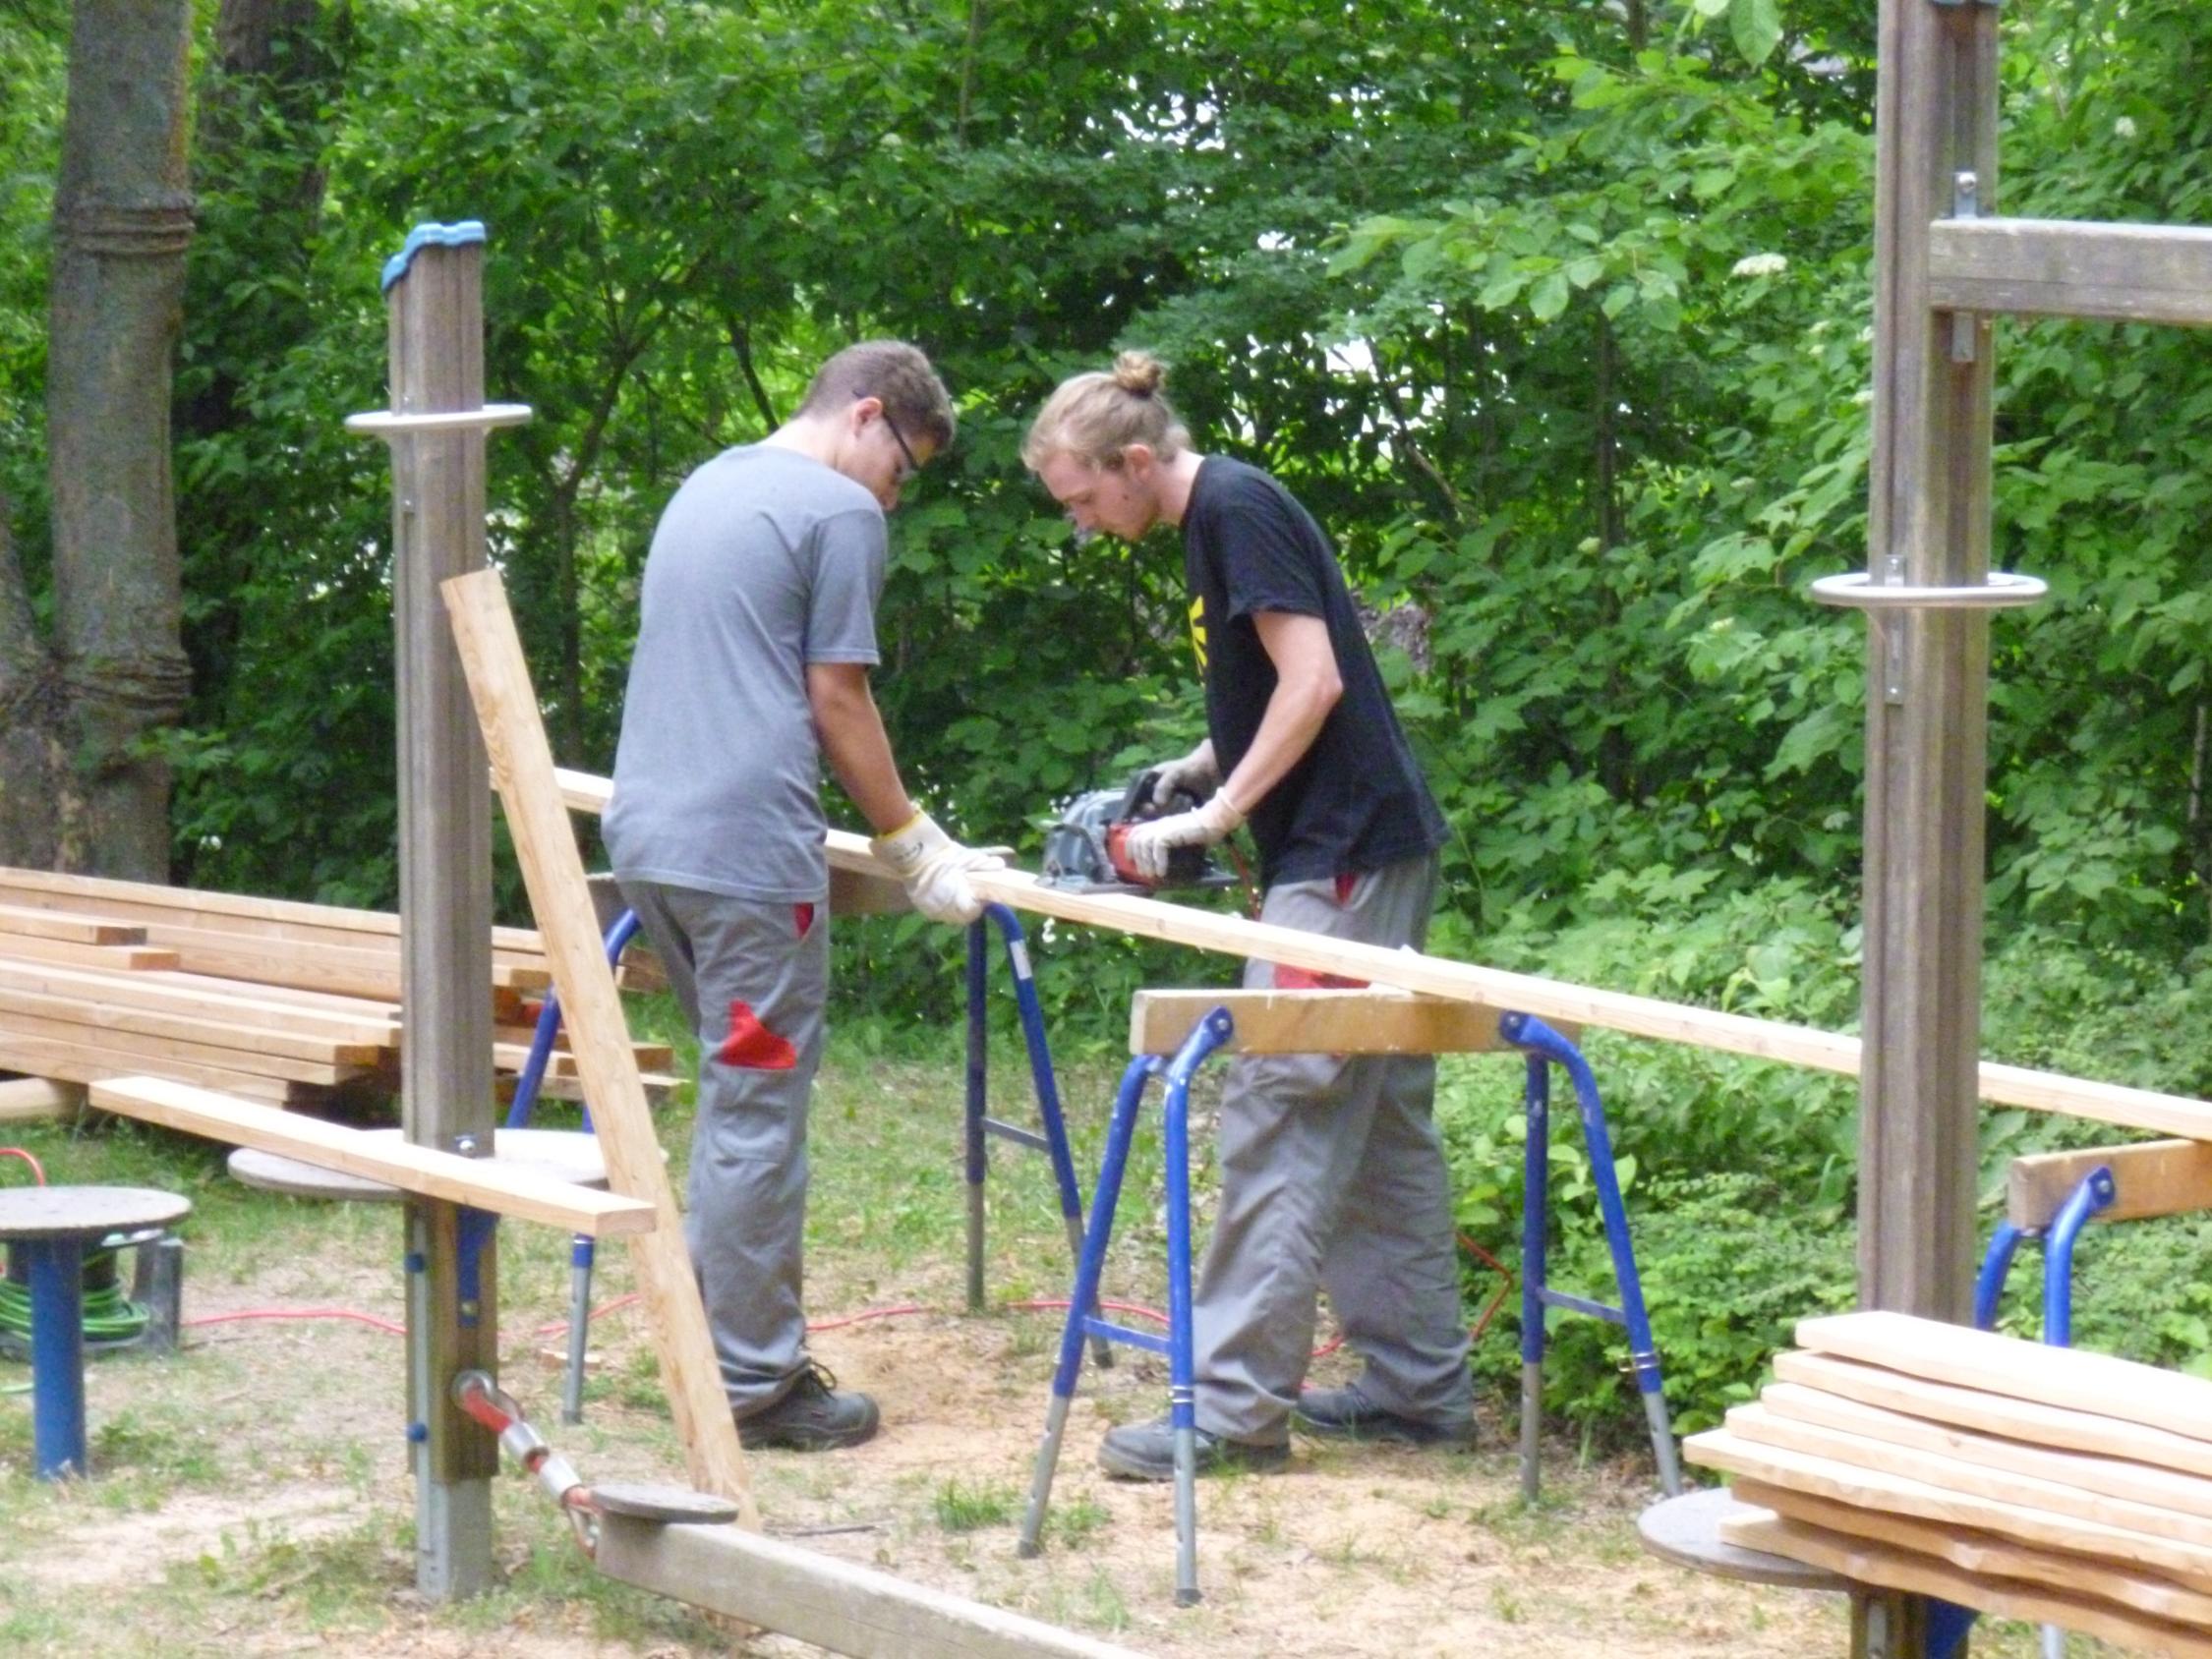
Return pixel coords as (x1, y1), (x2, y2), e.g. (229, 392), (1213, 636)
(1020, 351), (1190, 472)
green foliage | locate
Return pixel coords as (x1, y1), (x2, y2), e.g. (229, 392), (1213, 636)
(1510, 1171), (1856, 1436)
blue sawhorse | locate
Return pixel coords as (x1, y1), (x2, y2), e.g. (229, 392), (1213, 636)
(964, 902), (1110, 1367)
(1502, 1011), (1683, 1502)
(1019, 1006), (1234, 1608)
(1019, 1001), (1681, 1606)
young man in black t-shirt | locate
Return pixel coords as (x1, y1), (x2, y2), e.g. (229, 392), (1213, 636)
(1023, 353), (1475, 1478)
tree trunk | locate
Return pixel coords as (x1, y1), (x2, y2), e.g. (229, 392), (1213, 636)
(13, 0), (198, 879)
(0, 493), (66, 865)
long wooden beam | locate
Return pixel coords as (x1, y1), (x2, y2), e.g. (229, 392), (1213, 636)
(442, 568), (756, 1522)
(88, 1075), (656, 1236)
(593, 1513), (1147, 1659)
(552, 766), (2212, 1142)
(1929, 216), (2212, 328)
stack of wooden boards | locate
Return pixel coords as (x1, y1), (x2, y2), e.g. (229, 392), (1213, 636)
(0, 865), (673, 1109)
(1687, 1310), (2212, 1656)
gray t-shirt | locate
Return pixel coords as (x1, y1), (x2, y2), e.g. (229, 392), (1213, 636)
(604, 444), (885, 901)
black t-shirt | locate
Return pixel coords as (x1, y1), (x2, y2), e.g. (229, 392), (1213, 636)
(1180, 456), (1446, 885)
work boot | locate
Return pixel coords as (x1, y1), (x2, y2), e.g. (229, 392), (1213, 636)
(1293, 1381), (1475, 1447)
(736, 1362), (880, 1451)
(1097, 1415), (1289, 1481)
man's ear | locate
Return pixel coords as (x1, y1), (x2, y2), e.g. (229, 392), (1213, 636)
(1120, 442), (1156, 480)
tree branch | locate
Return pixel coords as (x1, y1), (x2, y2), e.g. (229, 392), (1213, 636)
(726, 318), (782, 433)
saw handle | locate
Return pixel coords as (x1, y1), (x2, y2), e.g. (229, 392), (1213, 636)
(1125, 767), (1206, 822)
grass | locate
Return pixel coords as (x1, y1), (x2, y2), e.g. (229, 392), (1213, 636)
(931, 1475), (1019, 1532)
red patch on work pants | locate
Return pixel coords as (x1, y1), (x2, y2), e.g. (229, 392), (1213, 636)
(793, 902), (816, 939)
(717, 1001), (797, 1069)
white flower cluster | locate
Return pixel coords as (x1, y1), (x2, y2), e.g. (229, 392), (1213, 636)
(1730, 253), (1789, 279)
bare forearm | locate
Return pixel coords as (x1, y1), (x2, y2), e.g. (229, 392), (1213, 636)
(807, 665), (914, 833)
(1219, 613), (1342, 813)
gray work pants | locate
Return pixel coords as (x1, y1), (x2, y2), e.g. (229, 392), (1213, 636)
(620, 880), (827, 1416)
(1192, 851), (1474, 1443)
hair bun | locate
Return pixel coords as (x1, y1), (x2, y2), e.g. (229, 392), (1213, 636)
(1111, 351), (1165, 397)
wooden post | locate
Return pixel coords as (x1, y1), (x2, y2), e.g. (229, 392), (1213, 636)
(441, 567), (756, 1522)
(1858, 0), (2002, 1327)
(379, 227), (499, 1599)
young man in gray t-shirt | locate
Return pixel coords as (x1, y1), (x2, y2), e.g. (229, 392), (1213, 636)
(606, 341), (997, 1451)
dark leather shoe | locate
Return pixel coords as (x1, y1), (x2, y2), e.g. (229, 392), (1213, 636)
(737, 1362), (880, 1451)
(1097, 1414), (1289, 1481)
(1294, 1383), (1474, 1446)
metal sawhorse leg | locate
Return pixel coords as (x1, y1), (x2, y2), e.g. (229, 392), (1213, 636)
(964, 902), (1110, 1367)
(506, 906), (640, 1424)
(1955, 1163), (2118, 1659)
(1502, 1010), (1683, 1502)
(1019, 1007), (1235, 1608)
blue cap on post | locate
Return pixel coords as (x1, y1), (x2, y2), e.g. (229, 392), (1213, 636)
(380, 220), (488, 294)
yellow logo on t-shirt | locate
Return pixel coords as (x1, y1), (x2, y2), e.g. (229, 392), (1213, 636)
(1188, 595), (1208, 672)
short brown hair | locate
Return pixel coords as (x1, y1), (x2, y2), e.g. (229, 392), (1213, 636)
(1021, 350), (1190, 472)
(798, 340), (957, 451)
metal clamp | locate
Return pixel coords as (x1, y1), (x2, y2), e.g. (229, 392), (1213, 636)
(1810, 571), (2047, 612)
(343, 403), (534, 437)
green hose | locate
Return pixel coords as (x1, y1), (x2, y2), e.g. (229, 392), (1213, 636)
(0, 1241), (152, 1347)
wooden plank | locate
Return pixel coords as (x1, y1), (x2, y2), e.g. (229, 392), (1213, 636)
(559, 768), (2212, 1141)
(1928, 216), (2212, 328)
(89, 1076), (653, 1237)
(0, 869), (552, 957)
(1685, 1426), (2212, 1591)
(0, 1033), (295, 1105)
(0, 903), (145, 945)
(443, 567), (754, 1521)
(2, 980), (386, 1066)
(1735, 1479), (2212, 1630)
(1795, 1309), (2212, 1448)
(1726, 1402), (2212, 1554)
(2009, 1138), (2212, 1229)
(0, 865), (527, 946)
(1759, 1382), (2212, 1526)
(1719, 1508), (2212, 1658)
(1773, 1350), (2212, 1484)
(0, 1009), (362, 1086)
(126, 923), (548, 1000)
(0, 1077), (86, 1122)
(0, 959), (399, 1044)
(593, 1512), (1147, 1659)
(0, 935), (180, 972)
(1129, 988), (1523, 1056)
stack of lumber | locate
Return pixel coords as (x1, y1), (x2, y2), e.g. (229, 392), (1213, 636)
(0, 865), (672, 1109)
(1687, 1310), (2212, 1656)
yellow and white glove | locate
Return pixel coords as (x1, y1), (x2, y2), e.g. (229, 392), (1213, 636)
(870, 810), (1004, 925)
(1141, 739), (1219, 811)
(1123, 788), (1245, 883)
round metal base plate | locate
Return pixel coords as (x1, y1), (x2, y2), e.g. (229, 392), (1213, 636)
(591, 1481), (743, 1525)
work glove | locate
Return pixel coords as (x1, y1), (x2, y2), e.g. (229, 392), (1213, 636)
(1140, 740), (1219, 813)
(1123, 788), (1245, 883)
(870, 810), (1004, 926)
